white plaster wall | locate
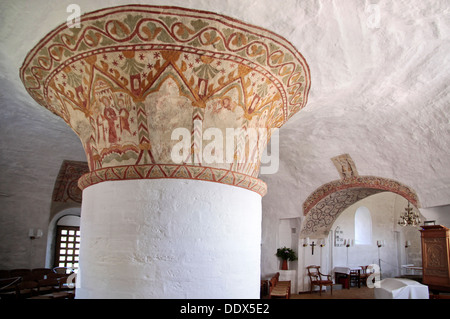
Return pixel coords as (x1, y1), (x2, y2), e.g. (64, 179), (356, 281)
(273, 192), (427, 293)
(76, 179), (262, 299)
(328, 193), (424, 280)
(0, 0), (449, 288)
(419, 205), (450, 228)
(276, 218), (300, 289)
(331, 193), (396, 271)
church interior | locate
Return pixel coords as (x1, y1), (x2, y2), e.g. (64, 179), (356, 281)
(0, 0), (449, 301)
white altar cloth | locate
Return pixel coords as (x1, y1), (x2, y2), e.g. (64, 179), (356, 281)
(374, 278), (429, 299)
(333, 266), (362, 275)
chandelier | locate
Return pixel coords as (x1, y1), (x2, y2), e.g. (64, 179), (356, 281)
(398, 201), (421, 226)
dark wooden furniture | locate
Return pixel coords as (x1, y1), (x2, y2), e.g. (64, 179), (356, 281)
(334, 266), (362, 289)
(420, 225), (450, 293)
(307, 265), (333, 296)
(268, 272), (290, 299)
(349, 269), (361, 288)
(359, 265), (370, 286)
(0, 268), (75, 299)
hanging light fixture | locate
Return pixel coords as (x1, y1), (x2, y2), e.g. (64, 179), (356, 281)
(398, 201), (421, 226)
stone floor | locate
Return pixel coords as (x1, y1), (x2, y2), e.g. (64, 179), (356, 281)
(291, 285), (375, 299)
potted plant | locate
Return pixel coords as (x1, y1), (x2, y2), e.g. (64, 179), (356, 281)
(276, 247), (298, 270)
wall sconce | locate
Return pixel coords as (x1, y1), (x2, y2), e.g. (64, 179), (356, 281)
(319, 239), (326, 247)
(345, 239), (353, 266)
(344, 239), (354, 247)
(29, 228), (43, 240)
(376, 240), (385, 278)
(302, 237), (309, 247)
(405, 240), (411, 264)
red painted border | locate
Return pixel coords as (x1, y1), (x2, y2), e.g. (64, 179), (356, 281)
(78, 163), (267, 196)
(20, 4), (311, 124)
(303, 176), (420, 215)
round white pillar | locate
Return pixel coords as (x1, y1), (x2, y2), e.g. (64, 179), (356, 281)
(21, 4), (311, 299)
(76, 179), (262, 299)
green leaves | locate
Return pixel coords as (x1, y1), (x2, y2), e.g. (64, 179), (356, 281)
(276, 247), (298, 261)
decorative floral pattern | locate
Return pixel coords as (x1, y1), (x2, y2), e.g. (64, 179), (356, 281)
(78, 163), (267, 196)
(50, 160), (89, 221)
(52, 160), (89, 203)
(303, 175), (420, 216)
(300, 188), (384, 238)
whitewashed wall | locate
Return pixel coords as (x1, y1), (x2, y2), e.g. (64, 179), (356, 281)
(262, 192), (430, 293)
(76, 179), (262, 299)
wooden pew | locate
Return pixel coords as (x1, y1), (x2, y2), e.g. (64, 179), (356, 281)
(269, 273), (291, 299)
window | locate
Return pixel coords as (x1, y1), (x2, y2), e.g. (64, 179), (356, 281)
(355, 206), (372, 245)
(54, 226), (80, 272)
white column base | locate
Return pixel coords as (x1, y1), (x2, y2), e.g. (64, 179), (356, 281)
(76, 179), (262, 299)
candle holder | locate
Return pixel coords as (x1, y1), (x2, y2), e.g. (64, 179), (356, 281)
(345, 239), (354, 248)
(377, 240), (385, 248)
(345, 239), (353, 266)
(302, 238), (309, 247)
(376, 240), (384, 279)
(319, 239), (326, 248)
(405, 240), (411, 264)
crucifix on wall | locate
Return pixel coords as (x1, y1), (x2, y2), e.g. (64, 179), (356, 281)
(310, 241), (316, 255)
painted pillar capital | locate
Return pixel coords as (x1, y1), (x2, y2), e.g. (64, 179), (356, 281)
(20, 5), (310, 196)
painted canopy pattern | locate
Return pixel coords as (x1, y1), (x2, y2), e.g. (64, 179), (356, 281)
(20, 5), (310, 195)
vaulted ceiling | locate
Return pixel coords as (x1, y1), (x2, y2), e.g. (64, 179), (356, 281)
(0, 0), (449, 227)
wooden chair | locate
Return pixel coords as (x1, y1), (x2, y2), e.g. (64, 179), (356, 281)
(0, 277), (21, 299)
(53, 266), (72, 274)
(0, 270), (11, 279)
(306, 265), (333, 296)
(32, 268), (53, 277)
(349, 269), (361, 288)
(15, 280), (39, 298)
(274, 272), (291, 288)
(269, 277), (290, 299)
(37, 277), (62, 294)
(359, 266), (370, 286)
(10, 269), (31, 278)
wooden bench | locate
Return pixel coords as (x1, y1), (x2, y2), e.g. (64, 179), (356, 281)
(269, 272), (291, 299)
(0, 268), (75, 299)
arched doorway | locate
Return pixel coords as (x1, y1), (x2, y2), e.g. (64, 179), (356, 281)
(45, 208), (81, 270)
(300, 175), (420, 238)
(328, 192), (424, 279)
(45, 160), (87, 269)
(295, 154), (423, 291)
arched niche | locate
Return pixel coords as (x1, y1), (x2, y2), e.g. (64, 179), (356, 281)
(49, 160), (88, 222)
(45, 160), (86, 268)
(45, 207), (81, 268)
(355, 206), (372, 245)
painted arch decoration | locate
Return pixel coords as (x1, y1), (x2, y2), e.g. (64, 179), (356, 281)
(300, 175), (421, 238)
